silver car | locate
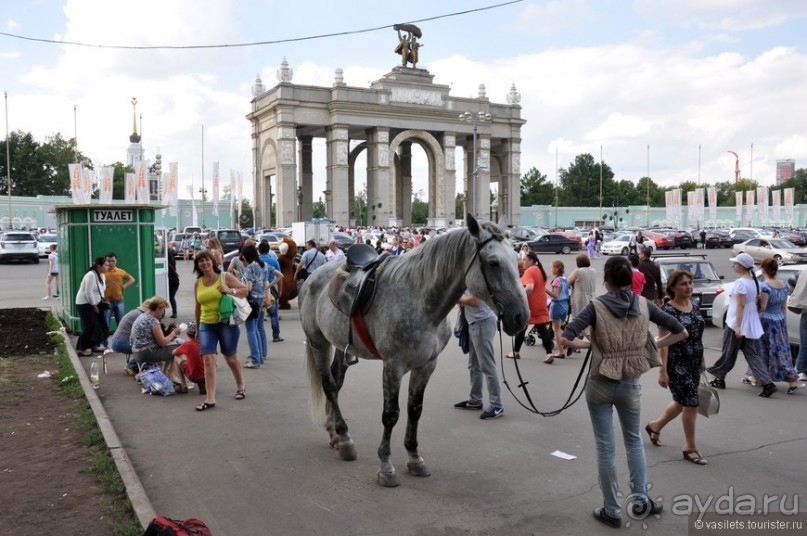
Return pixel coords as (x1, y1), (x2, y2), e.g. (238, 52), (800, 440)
(712, 264), (807, 346)
(37, 234), (57, 257)
(731, 238), (807, 266)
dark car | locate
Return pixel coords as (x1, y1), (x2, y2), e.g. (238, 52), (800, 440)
(651, 253), (724, 321)
(728, 230), (757, 245)
(517, 233), (580, 254)
(663, 229), (693, 249)
(207, 229), (244, 253)
(330, 231), (355, 251)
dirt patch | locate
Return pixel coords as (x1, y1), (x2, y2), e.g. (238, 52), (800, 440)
(0, 308), (138, 535)
(0, 308), (57, 357)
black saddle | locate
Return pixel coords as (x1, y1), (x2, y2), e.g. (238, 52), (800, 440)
(332, 244), (389, 318)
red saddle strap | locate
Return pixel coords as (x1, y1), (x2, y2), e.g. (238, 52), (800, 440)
(351, 313), (382, 360)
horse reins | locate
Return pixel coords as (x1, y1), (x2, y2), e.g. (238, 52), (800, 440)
(464, 234), (589, 416)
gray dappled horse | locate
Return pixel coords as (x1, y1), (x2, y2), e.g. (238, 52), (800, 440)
(300, 215), (529, 486)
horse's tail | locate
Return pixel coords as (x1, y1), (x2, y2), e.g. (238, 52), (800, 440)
(306, 341), (326, 424)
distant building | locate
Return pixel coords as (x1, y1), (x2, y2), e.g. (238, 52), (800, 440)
(776, 159), (795, 185)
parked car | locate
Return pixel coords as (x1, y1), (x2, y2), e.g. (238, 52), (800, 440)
(644, 230), (674, 250)
(600, 235), (656, 256)
(255, 231), (288, 251)
(651, 253), (724, 321)
(712, 265), (807, 346)
(207, 229), (244, 253)
(0, 231), (39, 264)
(661, 229), (693, 249)
(508, 226), (546, 244)
(517, 233), (580, 254)
(330, 231), (355, 251)
(728, 229), (759, 244)
(732, 238), (807, 266)
(36, 233), (57, 257)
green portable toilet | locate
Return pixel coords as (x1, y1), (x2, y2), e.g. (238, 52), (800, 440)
(56, 204), (159, 333)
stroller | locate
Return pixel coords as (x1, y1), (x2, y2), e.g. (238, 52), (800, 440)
(523, 312), (571, 347)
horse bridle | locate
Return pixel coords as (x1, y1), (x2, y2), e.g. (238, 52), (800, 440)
(463, 233), (591, 417)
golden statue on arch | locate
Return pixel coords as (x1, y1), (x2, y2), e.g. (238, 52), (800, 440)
(394, 24), (422, 68)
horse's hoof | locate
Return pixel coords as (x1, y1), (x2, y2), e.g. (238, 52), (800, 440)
(329, 437), (339, 450)
(407, 461), (431, 477)
(339, 442), (357, 461)
(377, 470), (400, 487)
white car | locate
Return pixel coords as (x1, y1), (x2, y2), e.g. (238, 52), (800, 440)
(37, 234), (57, 257)
(601, 235), (656, 255)
(711, 265), (807, 346)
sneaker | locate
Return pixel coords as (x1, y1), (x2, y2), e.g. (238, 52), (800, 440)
(52, 294), (59, 298)
(630, 498), (663, 517)
(786, 383), (805, 395)
(798, 373), (807, 382)
(244, 361), (260, 369)
(41, 296), (50, 301)
(759, 383), (777, 398)
(708, 378), (726, 389)
(740, 377), (754, 385)
(273, 337), (284, 342)
(593, 508), (621, 528)
(453, 400), (483, 410)
(479, 406), (504, 420)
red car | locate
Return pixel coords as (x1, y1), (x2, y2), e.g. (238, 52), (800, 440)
(644, 230), (674, 250)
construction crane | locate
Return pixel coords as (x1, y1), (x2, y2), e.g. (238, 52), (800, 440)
(728, 151), (740, 183)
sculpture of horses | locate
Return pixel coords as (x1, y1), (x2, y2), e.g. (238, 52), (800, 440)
(300, 214), (529, 486)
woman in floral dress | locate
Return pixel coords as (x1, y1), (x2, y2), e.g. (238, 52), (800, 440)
(742, 258), (805, 394)
(645, 270), (708, 465)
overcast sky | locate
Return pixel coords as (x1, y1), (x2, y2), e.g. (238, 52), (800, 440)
(2, 0), (806, 204)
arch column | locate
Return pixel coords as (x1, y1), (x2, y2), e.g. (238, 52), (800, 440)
(435, 134), (456, 227)
(367, 127), (391, 226)
(396, 142), (412, 226)
(499, 138), (521, 226)
(298, 135), (313, 222)
(276, 124), (298, 227)
(326, 125), (350, 226)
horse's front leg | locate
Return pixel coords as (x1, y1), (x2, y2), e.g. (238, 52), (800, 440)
(405, 359), (437, 478)
(377, 363), (404, 487)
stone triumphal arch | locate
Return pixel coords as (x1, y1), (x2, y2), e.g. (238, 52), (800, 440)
(247, 39), (525, 229)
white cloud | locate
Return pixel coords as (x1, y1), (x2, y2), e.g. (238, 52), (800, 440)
(586, 113), (652, 140)
(7, 18), (20, 31)
(634, 0), (807, 31)
(515, 0), (594, 34)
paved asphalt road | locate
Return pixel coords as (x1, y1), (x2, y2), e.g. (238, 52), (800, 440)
(5, 247), (806, 535)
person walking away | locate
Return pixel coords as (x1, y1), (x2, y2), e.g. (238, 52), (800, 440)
(294, 239), (326, 293)
(586, 231), (596, 259)
(240, 244), (268, 369)
(545, 260), (570, 363)
(43, 244), (59, 300)
(791, 266), (807, 383)
(629, 254), (646, 294)
(167, 249), (180, 319)
(180, 234), (192, 263)
(75, 257), (110, 356)
(645, 270), (708, 465)
(562, 256), (688, 528)
(193, 250), (248, 411)
(699, 229), (707, 250)
(741, 259), (804, 394)
(103, 252), (136, 341)
(258, 241), (284, 344)
(638, 247), (664, 306)
(706, 253), (777, 397)
(629, 233), (638, 256)
(567, 253), (597, 352)
(508, 252), (553, 359)
(453, 291), (504, 419)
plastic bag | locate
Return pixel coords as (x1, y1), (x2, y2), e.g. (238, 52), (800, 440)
(139, 366), (175, 396)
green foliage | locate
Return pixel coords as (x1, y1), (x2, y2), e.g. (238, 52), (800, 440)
(559, 153), (616, 207)
(0, 131), (91, 196)
(411, 189), (428, 224)
(238, 199), (254, 227)
(781, 168), (807, 204)
(111, 162), (132, 200)
(312, 197), (326, 219)
(455, 193), (465, 219)
(520, 167), (555, 206)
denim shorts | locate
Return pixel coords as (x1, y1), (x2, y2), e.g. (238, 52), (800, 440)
(550, 300), (569, 322)
(198, 322), (240, 356)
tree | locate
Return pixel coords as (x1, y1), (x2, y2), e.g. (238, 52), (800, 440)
(111, 162), (132, 200)
(714, 181), (735, 206)
(781, 168), (807, 204)
(520, 167), (554, 206)
(312, 197), (326, 219)
(238, 199), (254, 228)
(411, 189), (428, 225)
(636, 177), (665, 206)
(559, 153), (616, 207)
(352, 184), (368, 226)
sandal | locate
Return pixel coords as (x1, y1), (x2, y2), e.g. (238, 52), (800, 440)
(506, 352), (520, 359)
(645, 423), (662, 446)
(683, 449), (708, 465)
(195, 402), (216, 411)
(235, 390), (246, 400)
(544, 355), (555, 364)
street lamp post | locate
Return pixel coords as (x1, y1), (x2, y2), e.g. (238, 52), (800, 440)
(459, 110), (492, 219)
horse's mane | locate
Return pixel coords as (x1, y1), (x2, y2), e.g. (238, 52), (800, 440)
(385, 222), (505, 284)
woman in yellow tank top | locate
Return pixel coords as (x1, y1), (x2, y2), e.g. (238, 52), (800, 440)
(193, 250), (248, 411)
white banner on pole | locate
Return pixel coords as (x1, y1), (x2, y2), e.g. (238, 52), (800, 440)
(757, 186), (767, 224)
(163, 162), (178, 216)
(83, 167), (94, 204)
(695, 188), (705, 222)
(187, 185), (198, 226)
(785, 187), (795, 222)
(673, 189), (682, 226)
(136, 160), (150, 202)
(237, 171), (243, 224)
(68, 163), (83, 204)
(687, 191), (695, 222)
(745, 190), (755, 225)
(736, 192), (743, 222)
(212, 162), (220, 217)
(125, 173), (136, 204)
(100, 166), (114, 203)
(707, 187), (717, 222)
(773, 189), (781, 221)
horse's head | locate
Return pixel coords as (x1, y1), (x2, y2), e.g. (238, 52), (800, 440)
(465, 214), (529, 336)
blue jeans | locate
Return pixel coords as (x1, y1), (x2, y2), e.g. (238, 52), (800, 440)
(797, 313), (807, 375)
(586, 375), (648, 519)
(466, 316), (501, 408)
(245, 309), (266, 364)
(104, 299), (125, 328)
(267, 299), (280, 340)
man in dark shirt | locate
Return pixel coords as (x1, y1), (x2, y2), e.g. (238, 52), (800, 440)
(637, 247), (663, 305)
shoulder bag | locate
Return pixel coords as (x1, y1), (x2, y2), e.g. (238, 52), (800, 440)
(698, 373), (720, 418)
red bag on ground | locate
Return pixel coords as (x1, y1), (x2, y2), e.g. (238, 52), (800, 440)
(143, 516), (212, 535)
